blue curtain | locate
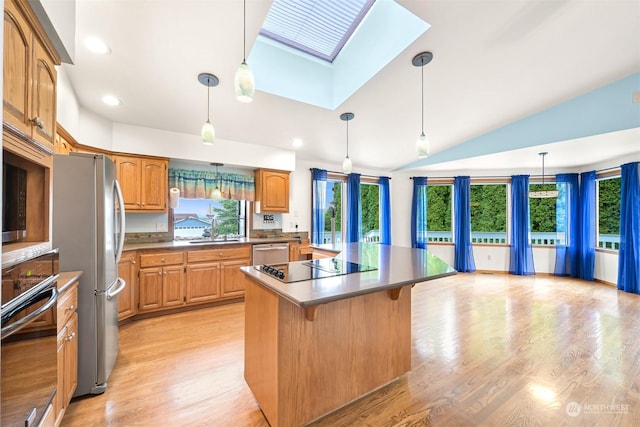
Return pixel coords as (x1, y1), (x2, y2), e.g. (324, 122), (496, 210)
(509, 175), (535, 275)
(379, 176), (392, 245)
(454, 176), (476, 272)
(554, 174), (579, 277)
(346, 173), (362, 243)
(311, 168), (327, 245)
(617, 162), (640, 294)
(410, 177), (428, 249)
(579, 171), (596, 281)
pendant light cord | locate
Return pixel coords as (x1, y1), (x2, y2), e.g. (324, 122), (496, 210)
(243, 0), (247, 62)
(346, 119), (349, 158)
(207, 79), (210, 120)
(421, 57), (424, 133)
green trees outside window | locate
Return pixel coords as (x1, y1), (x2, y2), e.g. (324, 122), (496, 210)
(598, 177), (621, 249)
(471, 184), (507, 244)
(427, 185), (452, 242)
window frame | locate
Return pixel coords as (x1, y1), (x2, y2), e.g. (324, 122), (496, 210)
(469, 180), (509, 246)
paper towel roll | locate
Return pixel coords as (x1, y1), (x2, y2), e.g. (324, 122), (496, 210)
(169, 188), (180, 209)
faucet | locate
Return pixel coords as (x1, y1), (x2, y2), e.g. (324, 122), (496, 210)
(210, 216), (220, 239)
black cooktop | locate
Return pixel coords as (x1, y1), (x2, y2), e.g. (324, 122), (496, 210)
(255, 258), (377, 283)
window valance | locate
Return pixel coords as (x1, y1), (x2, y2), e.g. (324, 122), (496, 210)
(168, 168), (255, 201)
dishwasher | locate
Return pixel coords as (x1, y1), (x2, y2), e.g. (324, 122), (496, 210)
(252, 243), (290, 265)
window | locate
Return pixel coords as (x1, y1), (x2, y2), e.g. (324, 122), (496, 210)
(470, 183), (507, 244)
(427, 185), (452, 242)
(597, 176), (620, 250)
(361, 183), (380, 242)
(528, 183), (558, 245)
(323, 179), (344, 244)
(313, 174), (382, 244)
(173, 198), (246, 240)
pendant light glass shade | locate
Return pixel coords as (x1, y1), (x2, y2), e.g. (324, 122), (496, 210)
(198, 73), (219, 144)
(211, 162), (223, 200)
(202, 120), (215, 144)
(235, 0), (255, 103)
(235, 61), (255, 103)
(416, 131), (429, 158)
(342, 156), (352, 174)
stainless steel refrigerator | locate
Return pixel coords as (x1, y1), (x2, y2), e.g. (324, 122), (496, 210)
(53, 153), (126, 396)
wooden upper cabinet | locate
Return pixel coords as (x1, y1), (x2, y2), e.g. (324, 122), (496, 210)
(141, 159), (167, 210)
(114, 155), (168, 212)
(3, 0), (58, 152)
(256, 168), (290, 213)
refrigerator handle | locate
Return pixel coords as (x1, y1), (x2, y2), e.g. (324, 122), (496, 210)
(114, 179), (126, 264)
(107, 277), (127, 300)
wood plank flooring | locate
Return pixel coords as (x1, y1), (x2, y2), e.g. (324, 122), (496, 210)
(62, 274), (640, 426)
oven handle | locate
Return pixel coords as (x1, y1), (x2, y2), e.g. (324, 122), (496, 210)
(1, 287), (58, 340)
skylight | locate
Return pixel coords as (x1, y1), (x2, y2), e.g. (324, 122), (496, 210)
(259, 0), (376, 63)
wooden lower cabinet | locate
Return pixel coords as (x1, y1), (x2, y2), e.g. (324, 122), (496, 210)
(117, 251), (137, 321)
(138, 265), (185, 311)
(132, 245), (251, 316)
(186, 263), (221, 303)
(221, 258), (250, 298)
(55, 282), (78, 426)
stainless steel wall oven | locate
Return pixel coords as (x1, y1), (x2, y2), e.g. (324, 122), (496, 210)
(1, 249), (60, 427)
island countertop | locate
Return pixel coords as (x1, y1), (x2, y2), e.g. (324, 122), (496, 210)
(240, 243), (456, 307)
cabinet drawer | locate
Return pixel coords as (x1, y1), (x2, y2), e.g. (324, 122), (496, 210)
(57, 284), (78, 329)
(187, 246), (251, 263)
(139, 252), (185, 268)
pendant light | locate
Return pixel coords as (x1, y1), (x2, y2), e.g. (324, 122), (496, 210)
(211, 162), (223, 200)
(413, 51), (433, 158)
(529, 152), (559, 198)
(340, 112), (354, 174)
(199, 73), (219, 144)
(235, 0), (255, 102)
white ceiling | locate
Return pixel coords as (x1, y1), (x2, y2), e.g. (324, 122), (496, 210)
(62, 0), (640, 173)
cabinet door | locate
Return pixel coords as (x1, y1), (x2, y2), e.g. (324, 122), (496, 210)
(186, 263), (220, 304)
(3, 0), (32, 135)
(140, 159), (167, 211)
(162, 266), (184, 307)
(31, 36), (57, 150)
(258, 169), (290, 212)
(114, 156), (142, 210)
(117, 252), (137, 321)
(139, 267), (163, 311)
(63, 313), (78, 405)
(56, 324), (66, 422)
(221, 258), (251, 298)
(289, 242), (300, 262)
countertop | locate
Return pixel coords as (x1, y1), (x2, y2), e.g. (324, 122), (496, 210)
(123, 236), (303, 251)
(240, 243), (457, 307)
(58, 270), (83, 293)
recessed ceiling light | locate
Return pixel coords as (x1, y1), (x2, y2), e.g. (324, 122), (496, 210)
(102, 95), (121, 106)
(292, 138), (303, 148)
(84, 36), (110, 54)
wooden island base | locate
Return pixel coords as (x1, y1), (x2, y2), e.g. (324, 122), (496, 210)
(244, 278), (412, 427)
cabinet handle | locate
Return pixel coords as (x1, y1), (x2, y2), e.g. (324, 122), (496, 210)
(65, 332), (75, 341)
(158, 271), (162, 275)
(161, 258), (165, 262)
(142, 203), (145, 206)
(132, 260), (136, 264)
(29, 116), (44, 129)
(137, 202), (141, 206)
(66, 305), (75, 312)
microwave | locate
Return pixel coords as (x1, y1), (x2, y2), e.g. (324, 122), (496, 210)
(2, 163), (28, 244)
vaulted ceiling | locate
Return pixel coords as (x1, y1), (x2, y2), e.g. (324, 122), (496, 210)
(60, 0), (640, 173)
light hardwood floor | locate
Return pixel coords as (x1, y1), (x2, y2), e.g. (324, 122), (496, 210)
(62, 274), (640, 426)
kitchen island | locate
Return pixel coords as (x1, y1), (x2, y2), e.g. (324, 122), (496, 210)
(240, 243), (456, 427)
